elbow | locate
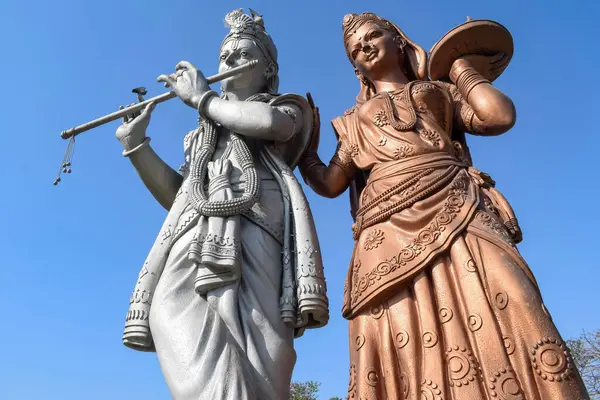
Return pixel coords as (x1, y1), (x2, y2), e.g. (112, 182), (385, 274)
(312, 182), (346, 199)
(477, 102), (517, 136)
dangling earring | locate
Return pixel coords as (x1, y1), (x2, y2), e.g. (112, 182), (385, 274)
(354, 68), (369, 86)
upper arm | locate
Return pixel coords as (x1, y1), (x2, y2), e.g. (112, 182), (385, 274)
(443, 81), (515, 136)
(272, 102), (303, 142)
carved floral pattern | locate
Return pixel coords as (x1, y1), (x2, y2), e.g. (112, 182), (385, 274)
(350, 175), (469, 305)
(364, 229), (385, 250)
(393, 144), (415, 159)
(419, 129), (441, 147)
(372, 110), (389, 127)
(476, 210), (512, 241)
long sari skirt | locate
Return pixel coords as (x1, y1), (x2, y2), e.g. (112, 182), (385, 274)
(347, 230), (589, 400)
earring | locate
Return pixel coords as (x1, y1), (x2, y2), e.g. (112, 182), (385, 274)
(354, 69), (369, 86)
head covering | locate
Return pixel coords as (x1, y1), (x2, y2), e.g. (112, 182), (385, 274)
(222, 8), (279, 93)
(342, 12), (428, 104)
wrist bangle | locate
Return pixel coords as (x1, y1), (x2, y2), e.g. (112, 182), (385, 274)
(122, 137), (151, 157)
(197, 90), (218, 120)
(455, 67), (490, 100)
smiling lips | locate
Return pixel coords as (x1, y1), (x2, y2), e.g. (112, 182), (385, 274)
(365, 51), (378, 61)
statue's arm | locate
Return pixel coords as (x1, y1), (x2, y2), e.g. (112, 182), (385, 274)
(115, 102), (183, 211)
(299, 149), (354, 198)
(125, 142), (183, 210)
(204, 98), (300, 142)
(449, 57), (517, 136)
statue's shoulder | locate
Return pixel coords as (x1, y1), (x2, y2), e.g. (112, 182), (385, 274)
(267, 93), (313, 169)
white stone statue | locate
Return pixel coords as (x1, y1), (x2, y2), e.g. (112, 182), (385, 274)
(115, 9), (328, 400)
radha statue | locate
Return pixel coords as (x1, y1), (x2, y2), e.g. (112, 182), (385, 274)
(115, 9), (328, 400)
(299, 12), (589, 400)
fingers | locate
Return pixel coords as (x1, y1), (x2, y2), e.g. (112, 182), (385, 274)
(306, 92), (315, 109)
(120, 103), (143, 123)
(120, 105), (128, 123)
(140, 101), (156, 117)
(490, 52), (506, 64)
(175, 61), (196, 71)
(157, 74), (176, 88)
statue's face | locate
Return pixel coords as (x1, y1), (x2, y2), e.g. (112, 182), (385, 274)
(219, 38), (272, 93)
(346, 22), (400, 82)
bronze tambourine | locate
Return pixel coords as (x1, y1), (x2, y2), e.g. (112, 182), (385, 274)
(428, 19), (514, 82)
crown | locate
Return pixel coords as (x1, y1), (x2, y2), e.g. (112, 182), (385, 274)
(342, 12), (393, 41)
(222, 8), (277, 64)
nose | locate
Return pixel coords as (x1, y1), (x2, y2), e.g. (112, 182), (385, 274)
(224, 53), (236, 67)
(361, 40), (373, 53)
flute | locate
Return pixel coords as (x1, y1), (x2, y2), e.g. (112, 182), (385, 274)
(59, 60), (258, 140)
(53, 60), (258, 185)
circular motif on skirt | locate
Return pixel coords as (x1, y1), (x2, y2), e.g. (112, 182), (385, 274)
(421, 379), (443, 400)
(355, 334), (366, 351)
(468, 314), (483, 332)
(439, 307), (453, 323)
(370, 305), (385, 319)
(396, 330), (410, 349)
(446, 346), (479, 387)
(495, 292), (509, 310)
(489, 367), (524, 400)
(423, 331), (439, 348)
(503, 335), (515, 355)
(465, 258), (477, 272)
(365, 367), (379, 387)
(531, 337), (574, 381)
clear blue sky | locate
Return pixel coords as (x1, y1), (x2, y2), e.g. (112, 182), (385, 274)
(0, 0), (598, 399)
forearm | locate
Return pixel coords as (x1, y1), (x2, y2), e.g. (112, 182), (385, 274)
(451, 59), (516, 135)
(299, 151), (351, 198)
(125, 139), (183, 210)
(203, 97), (296, 141)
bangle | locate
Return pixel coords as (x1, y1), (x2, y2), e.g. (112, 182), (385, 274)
(122, 137), (151, 157)
(449, 58), (471, 83)
(455, 68), (490, 101)
(196, 90), (218, 120)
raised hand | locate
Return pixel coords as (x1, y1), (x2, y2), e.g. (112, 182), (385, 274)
(306, 92), (321, 153)
(453, 52), (510, 82)
(157, 61), (211, 109)
(115, 102), (156, 151)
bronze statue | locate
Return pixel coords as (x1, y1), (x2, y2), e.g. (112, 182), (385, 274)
(299, 13), (589, 399)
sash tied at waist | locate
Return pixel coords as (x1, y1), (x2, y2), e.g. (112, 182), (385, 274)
(352, 153), (468, 239)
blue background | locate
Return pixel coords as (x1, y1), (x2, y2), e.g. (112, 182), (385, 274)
(0, 0), (598, 398)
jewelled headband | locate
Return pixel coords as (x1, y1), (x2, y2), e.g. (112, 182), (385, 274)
(221, 8), (278, 67)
